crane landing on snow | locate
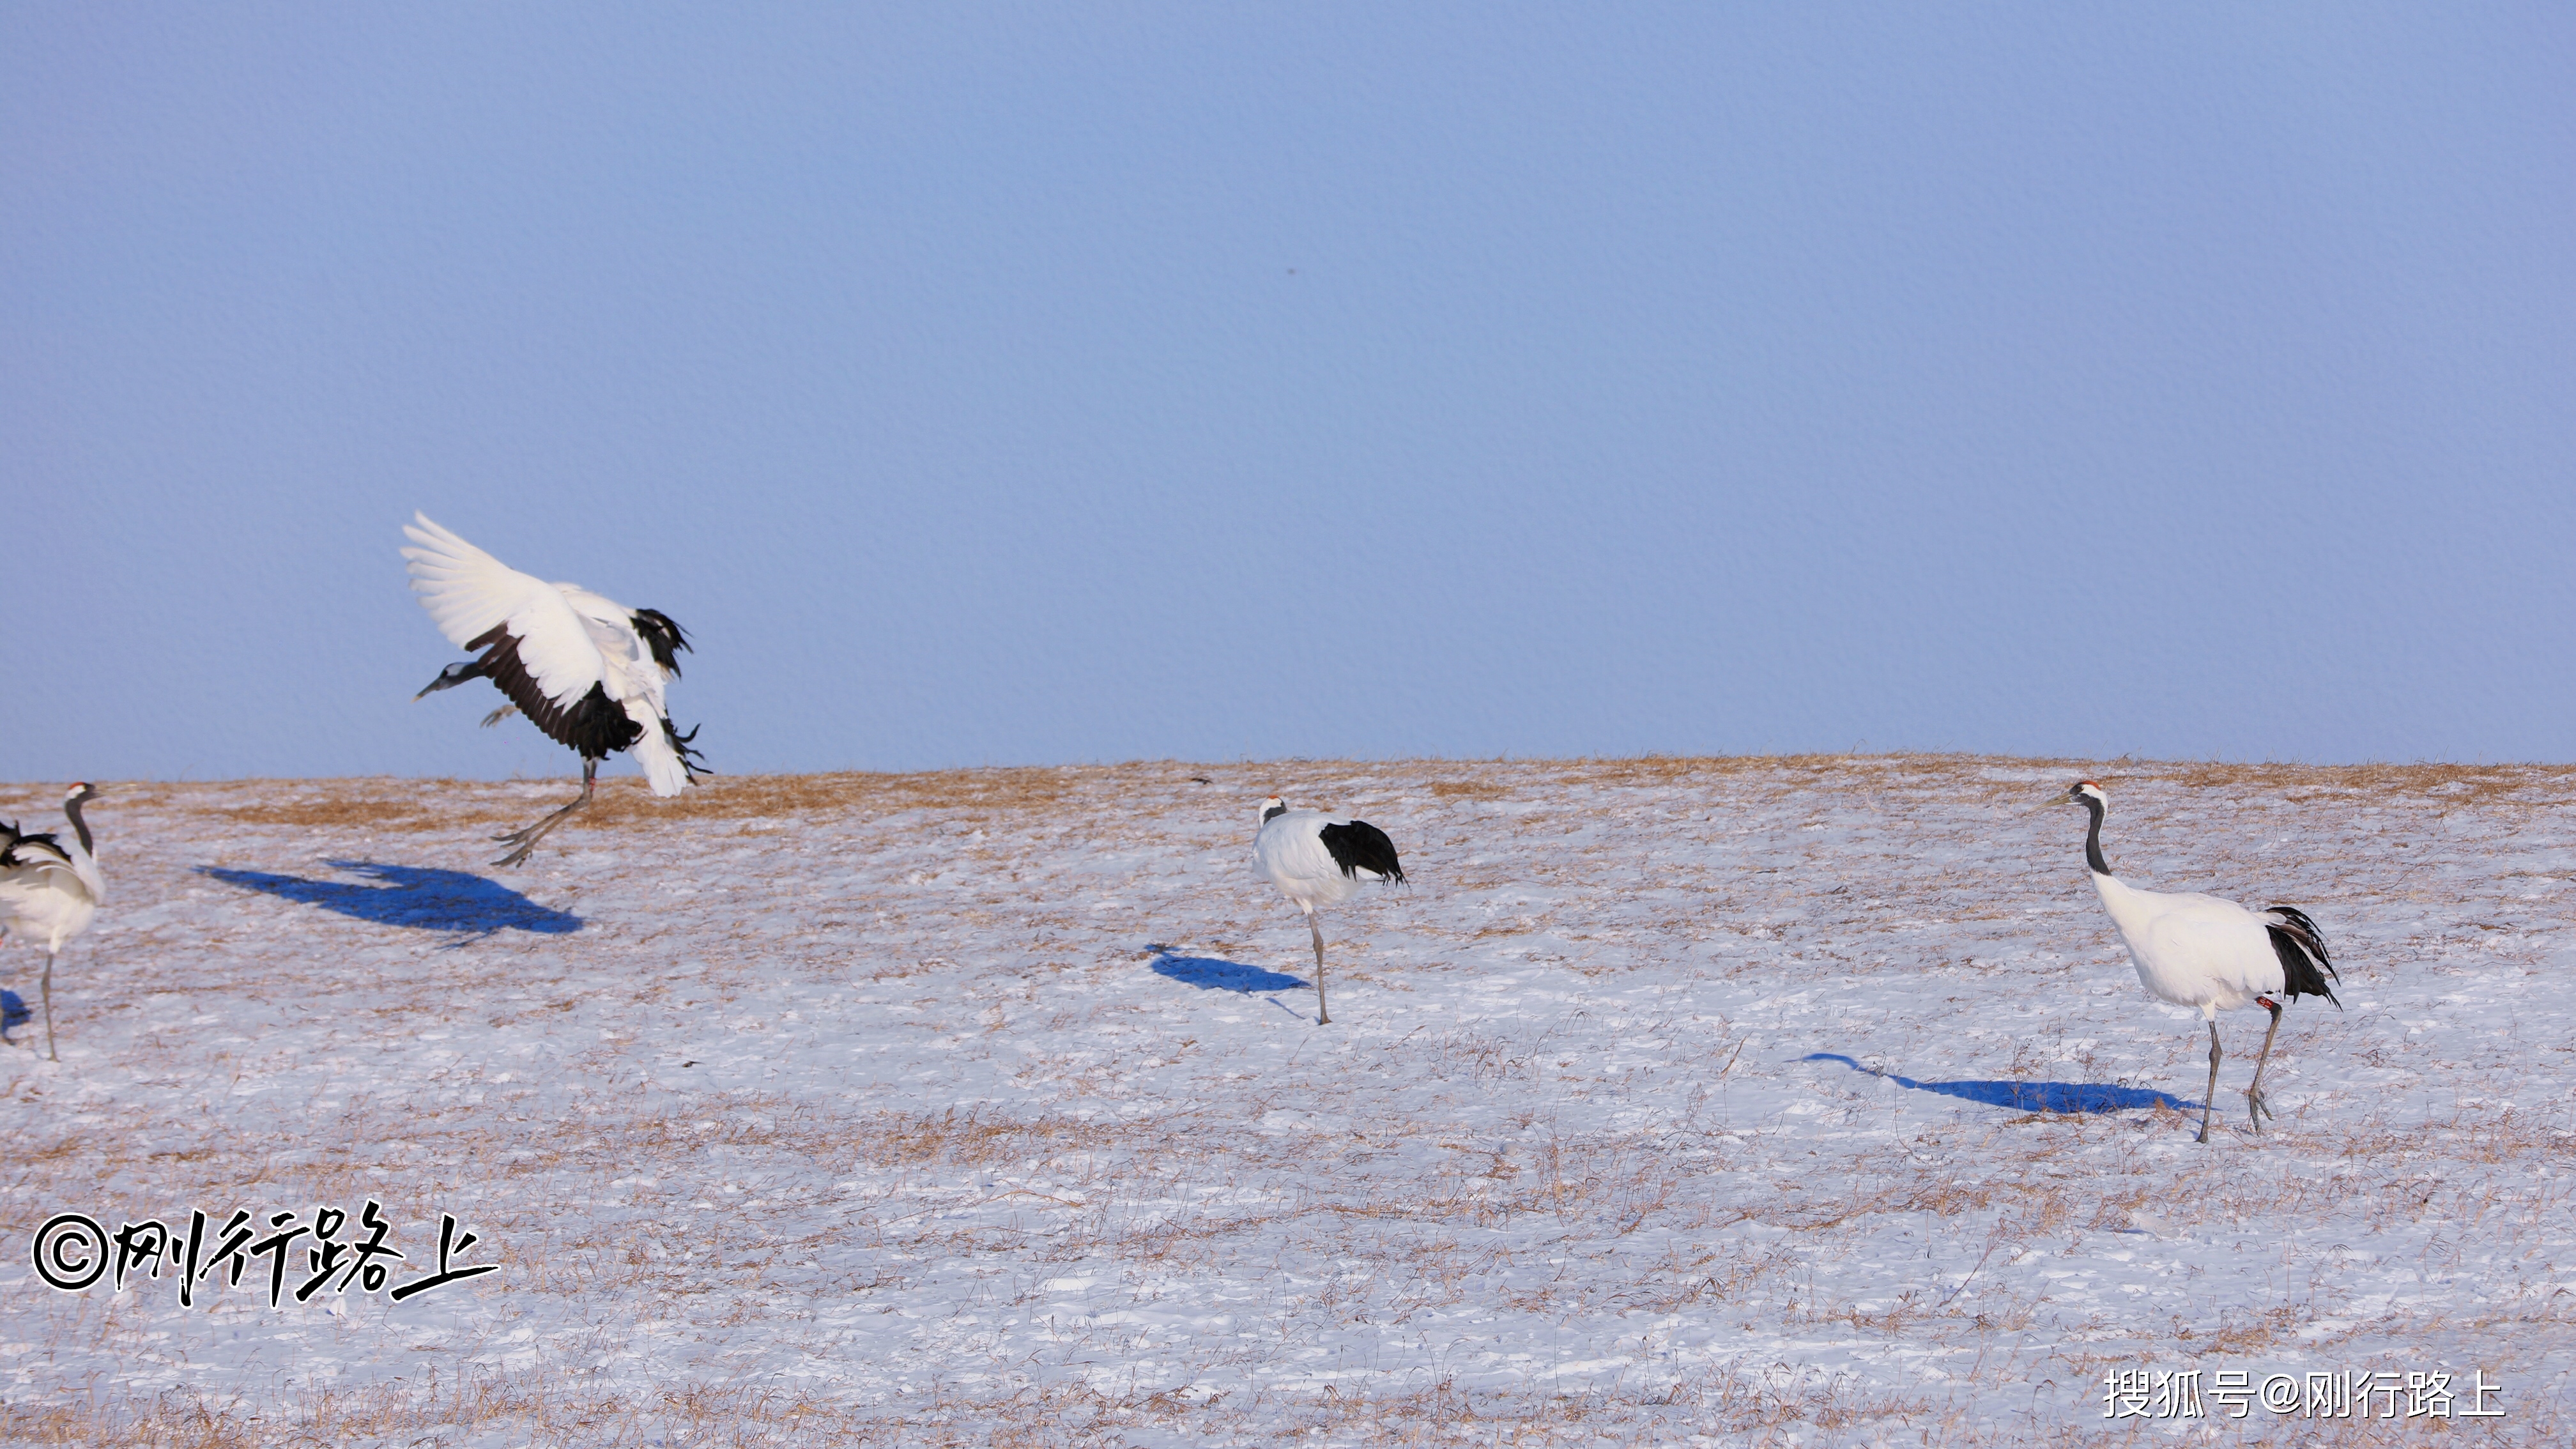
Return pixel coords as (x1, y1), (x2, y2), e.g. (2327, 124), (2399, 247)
(1252, 795), (1406, 1025)
(404, 513), (708, 867)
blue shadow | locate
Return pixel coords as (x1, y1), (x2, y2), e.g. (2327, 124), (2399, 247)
(1147, 946), (1307, 995)
(1, 988), (26, 1041)
(197, 861), (581, 939)
(1803, 1053), (2196, 1115)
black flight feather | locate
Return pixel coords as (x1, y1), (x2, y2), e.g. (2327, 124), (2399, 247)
(2263, 905), (2340, 1007)
(464, 624), (645, 762)
(663, 717), (713, 779)
(1318, 820), (1406, 884)
(630, 609), (692, 677)
(0, 820), (71, 868)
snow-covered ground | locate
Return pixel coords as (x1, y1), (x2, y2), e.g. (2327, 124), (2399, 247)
(2, 756), (2569, 1446)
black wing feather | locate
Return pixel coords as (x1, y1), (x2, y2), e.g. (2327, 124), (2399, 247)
(1318, 820), (1406, 884)
(663, 717), (713, 780)
(0, 819), (70, 868)
(2263, 905), (2340, 1007)
(464, 624), (643, 761)
(630, 609), (692, 677)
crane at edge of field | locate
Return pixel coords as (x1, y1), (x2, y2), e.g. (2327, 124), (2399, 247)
(1, 783), (107, 1061)
(1252, 795), (1406, 1025)
(2051, 779), (2339, 1143)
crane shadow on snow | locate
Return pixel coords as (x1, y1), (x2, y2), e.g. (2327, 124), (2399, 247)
(1802, 1053), (2196, 1116)
(0, 989), (26, 1043)
(1146, 946), (1314, 1018)
(196, 862), (581, 941)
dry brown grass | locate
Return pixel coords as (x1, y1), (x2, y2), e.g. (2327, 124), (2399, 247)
(199, 767), (1096, 832)
(215, 795), (459, 830)
(31, 751), (2576, 836)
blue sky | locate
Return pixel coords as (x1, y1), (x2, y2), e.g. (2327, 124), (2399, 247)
(7, 5), (2572, 779)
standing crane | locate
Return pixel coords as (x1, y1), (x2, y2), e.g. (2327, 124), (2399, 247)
(2053, 779), (2339, 1142)
(1252, 795), (1406, 1024)
(1, 783), (107, 1061)
(403, 513), (707, 866)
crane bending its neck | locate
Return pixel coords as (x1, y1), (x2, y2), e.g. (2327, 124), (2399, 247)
(63, 787), (95, 857)
(2078, 790), (2111, 877)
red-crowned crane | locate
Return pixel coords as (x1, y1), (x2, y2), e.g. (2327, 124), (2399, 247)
(2055, 780), (2339, 1142)
(1252, 795), (1406, 1025)
(1, 783), (106, 1061)
(403, 513), (707, 866)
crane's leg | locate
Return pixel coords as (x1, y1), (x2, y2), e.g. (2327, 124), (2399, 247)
(41, 950), (56, 1062)
(492, 759), (598, 868)
(1306, 906), (1331, 1025)
(2244, 997), (2285, 1132)
(2195, 1020), (2221, 1144)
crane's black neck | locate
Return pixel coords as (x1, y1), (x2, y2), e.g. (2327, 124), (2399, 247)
(1262, 802), (1287, 824)
(63, 792), (94, 857)
(2080, 793), (2110, 877)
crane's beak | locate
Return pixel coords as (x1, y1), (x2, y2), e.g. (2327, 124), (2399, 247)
(415, 664), (472, 700)
(2026, 788), (2075, 815)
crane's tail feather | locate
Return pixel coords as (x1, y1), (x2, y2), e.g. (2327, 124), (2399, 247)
(628, 714), (711, 797)
(2263, 905), (2340, 1007)
(0, 820), (72, 870)
(665, 719), (712, 779)
(1317, 820), (1406, 885)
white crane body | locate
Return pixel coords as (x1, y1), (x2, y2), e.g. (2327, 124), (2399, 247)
(1254, 809), (1382, 910)
(0, 841), (100, 949)
(0, 783), (107, 1059)
(1251, 797), (1405, 1025)
(2094, 875), (2292, 1016)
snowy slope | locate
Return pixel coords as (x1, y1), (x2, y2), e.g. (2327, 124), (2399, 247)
(1, 756), (2569, 1446)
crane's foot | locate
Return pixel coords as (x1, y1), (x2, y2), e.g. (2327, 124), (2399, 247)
(491, 800), (586, 868)
(489, 831), (556, 869)
(2246, 1085), (2275, 1131)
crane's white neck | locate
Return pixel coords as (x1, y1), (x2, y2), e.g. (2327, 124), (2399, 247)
(2088, 868), (2163, 951)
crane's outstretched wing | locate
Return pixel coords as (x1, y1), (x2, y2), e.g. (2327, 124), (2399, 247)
(402, 514), (631, 757)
